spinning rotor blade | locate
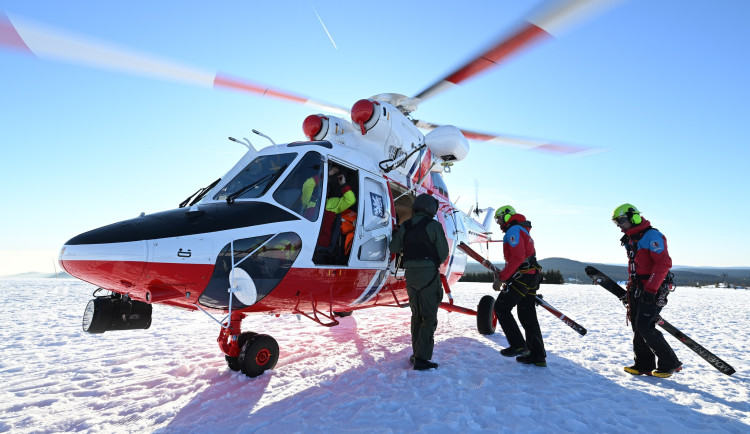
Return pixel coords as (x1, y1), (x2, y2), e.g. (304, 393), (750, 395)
(413, 119), (599, 156)
(0, 13), (349, 116)
(413, 0), (625, 103)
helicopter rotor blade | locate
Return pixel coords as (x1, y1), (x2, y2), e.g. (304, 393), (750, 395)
(412, 0), (626, 104)
(413, 119), (602, 156)
(0, 13), (350, 116)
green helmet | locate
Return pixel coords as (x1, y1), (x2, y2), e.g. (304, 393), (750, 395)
(612, 203), (642, 225)
(495, 205), (516, 224)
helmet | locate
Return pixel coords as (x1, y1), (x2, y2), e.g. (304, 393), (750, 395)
(494, 205), (516, 224)
(413, 193), (438, 217)
(612, 203), (642, 225)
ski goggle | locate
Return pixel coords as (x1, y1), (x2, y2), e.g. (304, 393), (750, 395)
(496, 213), (512, 224)
(612, 216), (630, 226)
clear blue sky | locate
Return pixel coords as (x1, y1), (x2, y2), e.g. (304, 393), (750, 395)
(1, 0), (749, 276)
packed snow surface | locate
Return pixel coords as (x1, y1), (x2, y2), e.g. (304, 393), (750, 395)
(1, 279), (748, 433)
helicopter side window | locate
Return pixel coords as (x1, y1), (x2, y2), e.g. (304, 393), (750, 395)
(213, 153), (297, 201)
(272, 151), (325, 221)
(430, 172), (449, 199)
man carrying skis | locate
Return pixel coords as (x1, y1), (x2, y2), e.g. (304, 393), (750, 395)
(493, 205), (546, 367)
(612, 203), (682, 378)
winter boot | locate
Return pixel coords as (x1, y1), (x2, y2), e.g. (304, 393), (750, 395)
(653, 362), (683, 378)
(516, 355), (547, 367)
(623, 365), (653, 376)
(500, 346), (530, 357)
(413, 358), (439, 371)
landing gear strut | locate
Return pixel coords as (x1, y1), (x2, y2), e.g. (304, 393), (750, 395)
(218, 311), (279, 377)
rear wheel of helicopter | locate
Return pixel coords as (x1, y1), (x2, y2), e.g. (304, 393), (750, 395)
(334, 311), (353, 317)
(225, 332), (258, 371)
(477, 295), (497, 335)
(239, 334), (279, 377)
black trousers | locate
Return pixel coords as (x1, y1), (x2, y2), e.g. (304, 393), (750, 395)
(629, 296), (680, 370)
(493, 274), (546, 358)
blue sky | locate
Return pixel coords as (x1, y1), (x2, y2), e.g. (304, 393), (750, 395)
(1, 0), (749, 275)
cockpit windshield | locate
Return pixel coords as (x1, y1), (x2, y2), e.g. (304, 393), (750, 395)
(213, 153), (298, 201)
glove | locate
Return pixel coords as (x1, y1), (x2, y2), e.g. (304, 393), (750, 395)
(492, 278), (503, 292)
(640, 291), (656, 305)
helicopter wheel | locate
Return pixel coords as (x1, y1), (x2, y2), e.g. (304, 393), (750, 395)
(333, 311), (353, 317)
(225, 332), (258, 371)
(239, 334), (279, 377)
(477, 295), (497, 335)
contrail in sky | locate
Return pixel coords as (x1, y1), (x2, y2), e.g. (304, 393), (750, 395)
(311, 5), (337, 50)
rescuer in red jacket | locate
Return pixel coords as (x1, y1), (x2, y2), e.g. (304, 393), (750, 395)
(613, 203), (681, 378)
(493, 205), (546, 367)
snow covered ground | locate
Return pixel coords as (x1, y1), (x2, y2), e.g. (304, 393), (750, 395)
(1, 278), (748, 433)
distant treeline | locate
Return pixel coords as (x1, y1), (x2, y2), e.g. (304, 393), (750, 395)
(460, 269), (565, 284)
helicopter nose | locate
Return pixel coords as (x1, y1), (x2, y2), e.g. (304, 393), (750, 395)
(59, 221), (148, 291)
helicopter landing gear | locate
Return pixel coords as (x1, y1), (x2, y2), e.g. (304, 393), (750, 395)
(218, 312), (279, 377)
(477, 295), (497, 335)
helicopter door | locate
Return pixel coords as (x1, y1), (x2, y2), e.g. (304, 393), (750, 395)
(347, 175), (391, 305)
(349, 176), (390, 267)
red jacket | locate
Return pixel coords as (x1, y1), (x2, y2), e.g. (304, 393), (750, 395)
(498, 214), (537, 281)
(622, 219), (672, 294)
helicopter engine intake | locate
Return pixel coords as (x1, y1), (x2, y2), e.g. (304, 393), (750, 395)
(351, 99), (380, 135)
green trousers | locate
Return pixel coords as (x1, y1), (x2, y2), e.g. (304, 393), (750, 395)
(405, 266), (443, 361)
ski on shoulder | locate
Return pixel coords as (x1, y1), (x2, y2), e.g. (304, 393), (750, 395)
(585, 265), (736, 376)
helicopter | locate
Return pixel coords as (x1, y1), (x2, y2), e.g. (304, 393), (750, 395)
(2, 0), (619, 377)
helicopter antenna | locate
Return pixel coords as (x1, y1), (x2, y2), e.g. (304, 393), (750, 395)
(228, 136), (256, 152)
(253, 129), (277, 147)
(473, 178), (480, 217)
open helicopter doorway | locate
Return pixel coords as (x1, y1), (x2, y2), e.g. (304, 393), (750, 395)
(312, 160), (359, 266)
(389, 183), (415, 227)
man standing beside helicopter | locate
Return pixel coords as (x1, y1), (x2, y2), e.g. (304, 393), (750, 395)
(389, 193), (449, 371)
(493, 205), (546, 367)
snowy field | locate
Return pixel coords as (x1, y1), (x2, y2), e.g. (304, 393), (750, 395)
(0, 278), (748, 433)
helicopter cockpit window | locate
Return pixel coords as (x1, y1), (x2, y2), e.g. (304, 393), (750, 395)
(430, 173), (449, 199)
(272, 151), (325, 221)
(213, 153), (297, 201)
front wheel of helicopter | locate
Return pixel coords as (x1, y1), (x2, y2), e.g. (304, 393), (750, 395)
(239, 334), (279, 377)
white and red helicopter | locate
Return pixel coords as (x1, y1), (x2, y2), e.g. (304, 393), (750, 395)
(1, 0), (618, 377)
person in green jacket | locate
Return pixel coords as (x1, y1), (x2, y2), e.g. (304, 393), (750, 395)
(314, 164), (356, 263)
(389, 193), (449, 371)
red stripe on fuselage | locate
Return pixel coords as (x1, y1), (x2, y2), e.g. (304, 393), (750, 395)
(61, 259), (214, 305)
(62, 260), (461, 316)
(410, 148), (433, 186)
(240, 267), (407, 313)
